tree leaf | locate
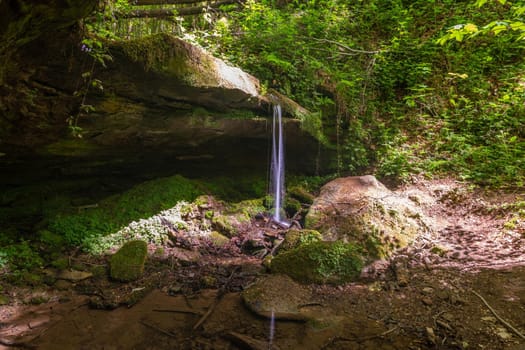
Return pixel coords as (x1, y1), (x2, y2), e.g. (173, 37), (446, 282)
(475, 0), (488, 7)
(464, 23), (479, 33)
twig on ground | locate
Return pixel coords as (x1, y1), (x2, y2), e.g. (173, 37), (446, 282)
(320, 326), (399, 349)
(472, 290), (525, 340)
(225, 331), (281, 350)
(193, 266), (239, 330)
(140, 320), (177, 338)
(153, 308), (203, 316)
(192, 296), (220, 330)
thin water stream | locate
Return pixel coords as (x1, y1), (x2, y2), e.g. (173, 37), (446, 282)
(270, 105), (285, 223)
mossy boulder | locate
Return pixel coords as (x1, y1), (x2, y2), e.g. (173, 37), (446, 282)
(279, 229), (322, 252)
(305, 175), (430, 260)
(211, 214), (239, 237)
(208, 231), (230, 248)
(271, 241), (364, 284)
(110, 240), (148, 282)
(212, 198), (265, 237)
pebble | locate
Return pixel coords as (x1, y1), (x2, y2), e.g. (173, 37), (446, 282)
(422, 287), (434, 295)
(422, 297), (433, 306)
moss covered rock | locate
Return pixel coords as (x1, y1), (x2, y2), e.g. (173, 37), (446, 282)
(110, 240), (148, 282)
(208, 231), (230, 248)
(271, 241), (363, 285)
(279, 229), (322, 252)
(305, 175), (431, 260)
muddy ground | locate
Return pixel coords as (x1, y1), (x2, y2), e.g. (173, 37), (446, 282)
(1, 177), (524, 350)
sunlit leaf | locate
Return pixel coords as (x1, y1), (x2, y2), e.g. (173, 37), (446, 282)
(475, 0), (488, 7)
(464, 23), (478, 33)
(510, 21), (525, 31)
(492, 24), (508, 35)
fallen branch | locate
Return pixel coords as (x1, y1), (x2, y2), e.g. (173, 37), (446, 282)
(192, 293), (223, 330)
(320, 326), (399, 349)
(140, 320), (177, 338)
(153, 308), (203, 316)
(193, 266), (239, 330)
(472, 290), (525, 340)
(225, 331), (281, 350)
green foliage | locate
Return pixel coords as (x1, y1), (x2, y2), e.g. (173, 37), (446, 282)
(437, 1), (525, 44)
(0, 241), (44, 272)
(83, 0), (525, 187)
(197, 175), (266, 202)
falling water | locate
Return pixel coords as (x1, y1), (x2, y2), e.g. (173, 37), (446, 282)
(268, 309), (275, 349)
(270, 105), (285, 223)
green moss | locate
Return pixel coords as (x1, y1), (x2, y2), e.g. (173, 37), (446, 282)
(199, 175), (266, 202)
(49, 175), (201, 249)
(288, 186), (315, 204)
(280, 229), (322, 252)
(227, 198), (265, 219)
(208, 231), (230, 247)
(212, 214), (237, 237)
(50, 257), (69, 270)
(271, 241), (364, 285)
(110, 240), (148, 282)
(118, 33), (217, 86)
(285, 198), (302, 217)
(43, 139), (102, 157)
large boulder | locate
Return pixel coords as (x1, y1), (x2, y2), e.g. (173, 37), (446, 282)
(305, 175), (430, 260)
(271, 241), (364, 284)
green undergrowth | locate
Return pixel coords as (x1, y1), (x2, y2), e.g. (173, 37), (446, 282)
(197, 174), (267, 202)
(49, 175), (201, 249)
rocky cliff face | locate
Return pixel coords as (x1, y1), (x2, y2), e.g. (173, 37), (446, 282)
(0, 4), (333, 194)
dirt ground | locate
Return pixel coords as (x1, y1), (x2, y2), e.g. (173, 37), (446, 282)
(1, 177), (524, 350)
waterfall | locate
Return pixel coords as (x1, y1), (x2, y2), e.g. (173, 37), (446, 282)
(270, 105), (285, 223)
(268, 309), (275, 349)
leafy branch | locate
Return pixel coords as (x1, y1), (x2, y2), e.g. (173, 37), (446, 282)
(437, 0), (525, 44)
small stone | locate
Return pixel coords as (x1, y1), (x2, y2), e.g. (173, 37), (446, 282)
(168, 284), (182, 295)
(28, 315), (50, 329)
(57, 269), (93, 282)
(396, 270), (410, 287)
(495, 327), (513, 340)
(54, 279), (73, 290)
(422, 287), (434, 295)
(422, 297), (433, 306)
(426, 327), (436, 345)
(441, 312), (454, 322)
